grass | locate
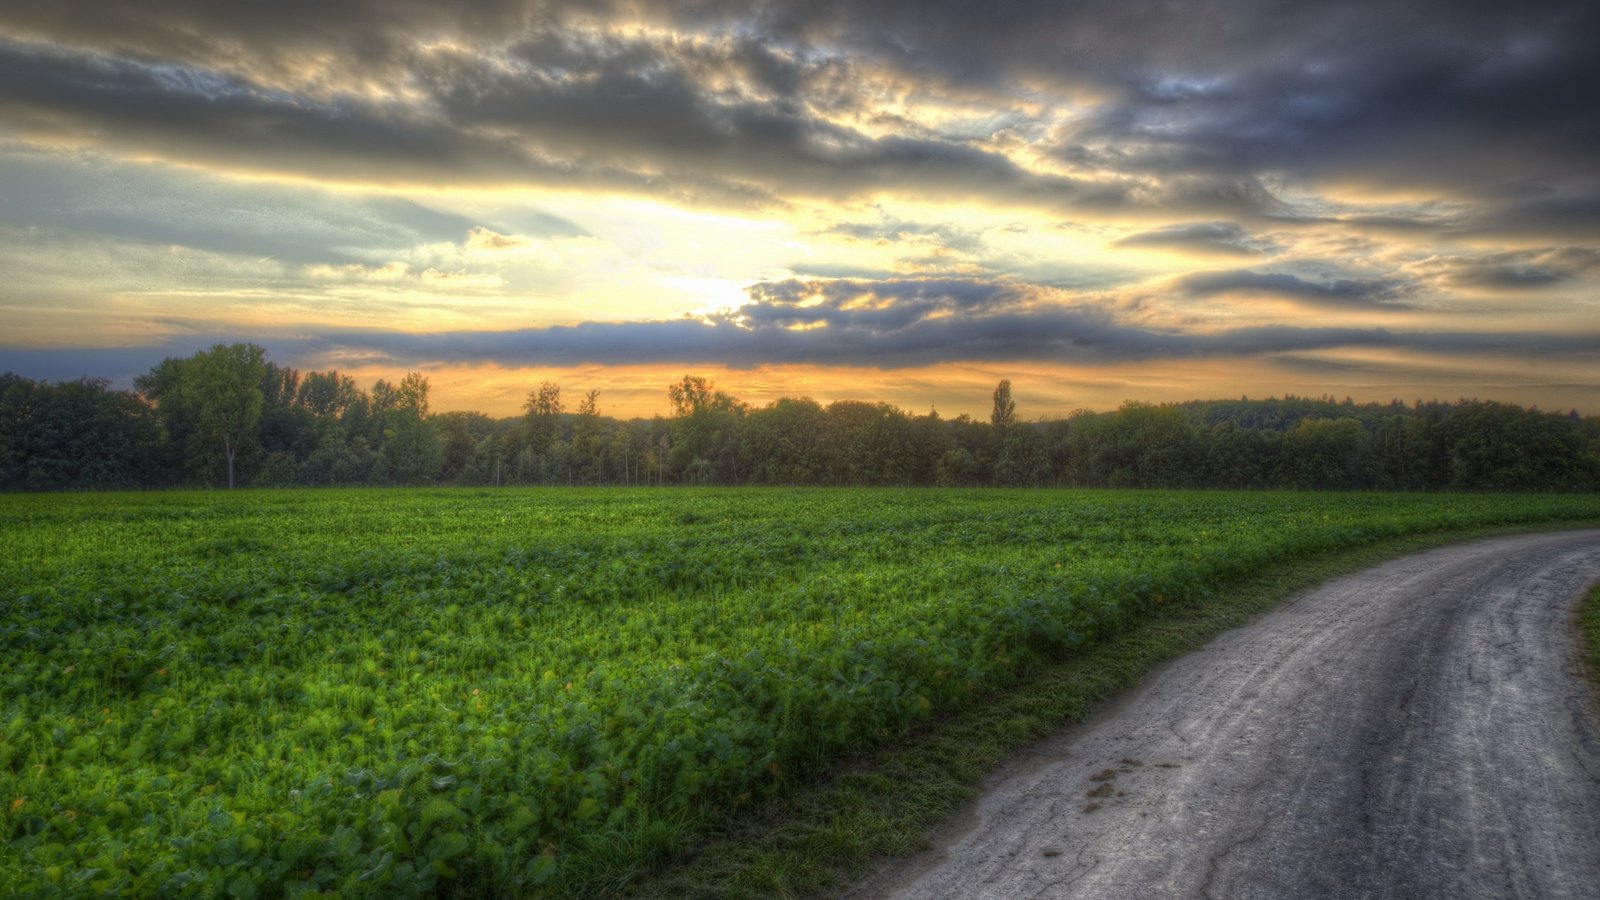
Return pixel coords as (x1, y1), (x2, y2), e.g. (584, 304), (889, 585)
(1583, 582), (1600, 694)
(622, 518), (1600, 899)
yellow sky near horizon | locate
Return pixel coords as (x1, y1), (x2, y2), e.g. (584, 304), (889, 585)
(1, 1), (1596, 414)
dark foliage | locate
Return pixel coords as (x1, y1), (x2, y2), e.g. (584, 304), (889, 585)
(3, 353), (1597, 491)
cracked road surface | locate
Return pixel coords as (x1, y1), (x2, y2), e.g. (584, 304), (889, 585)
(848, 530), (1600, 900)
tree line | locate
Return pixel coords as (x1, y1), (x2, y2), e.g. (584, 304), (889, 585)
(3, 343), (1597, 492)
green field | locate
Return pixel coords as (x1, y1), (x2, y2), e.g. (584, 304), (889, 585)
(3, 489), (1598, 896)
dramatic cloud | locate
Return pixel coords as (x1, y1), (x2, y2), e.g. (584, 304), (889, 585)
(0, 32), (1120, 212)
(1114, 222), (1275, 256)
(17, 308), (1597, 378)
(1, 0), (1596, 414)
(823, 216), (988, 255)
(1174, 270), (1412, 308)
(1454, 189), (1600, 241)
(82, 275), (1571, 375)
(1416, 247), (1600, 290)
(0, 150), (533, 267)
(4, 1), (1597, 205)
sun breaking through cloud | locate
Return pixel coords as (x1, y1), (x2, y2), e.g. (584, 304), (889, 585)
(1, 0), (1597, 416)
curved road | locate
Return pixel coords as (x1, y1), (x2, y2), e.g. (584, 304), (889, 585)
(849, 530), (1600, 900)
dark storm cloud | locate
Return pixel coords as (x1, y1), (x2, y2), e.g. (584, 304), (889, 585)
(9, 3), (1600, 178)
(1175, 270), (1411, 307)
(1453, 188), (1600, 241)
(0, 342), (223, 385)
(1335, 214), (1453, 233)
(1036, 4), (1600, 197)
(265, 277), (1594, 370)
(1430, 247), (1600, 290)
(4, 0), (1596, 218)
(215, 316), (1600, 372)
(1114, 222), (1274, 256)
(0, 0), (548, 79)
(0, 39), (793, 210)
(0, 33), (1122, 211)
(0, 40), (534, 181)
(731, 278), (1020, 332)
(666, 1), (1600, 202)
(8, 292), (1597, 384)
(416, 34), (1104, 205)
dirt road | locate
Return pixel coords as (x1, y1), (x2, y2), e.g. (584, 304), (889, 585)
(849, 530), (1600, 900)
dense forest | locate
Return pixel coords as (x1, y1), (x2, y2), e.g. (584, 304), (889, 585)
(3, 343), (1597, 492)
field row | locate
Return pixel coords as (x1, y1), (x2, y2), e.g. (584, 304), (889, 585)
(2, 489), (1597, 896)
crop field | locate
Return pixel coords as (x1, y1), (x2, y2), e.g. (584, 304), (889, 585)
(3, 488), (1598, 897)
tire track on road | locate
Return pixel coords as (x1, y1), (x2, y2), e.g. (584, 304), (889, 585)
(849, 530), (1600, 900)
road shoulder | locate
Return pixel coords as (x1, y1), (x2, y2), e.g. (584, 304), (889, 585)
(625, 520), (1600, 900)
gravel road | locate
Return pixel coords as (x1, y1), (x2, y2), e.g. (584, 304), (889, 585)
(848, 529), (1600, 900)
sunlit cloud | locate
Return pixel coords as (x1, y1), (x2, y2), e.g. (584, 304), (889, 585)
(1, 0), (1597, 414)
(1114, 222), (1278, 257)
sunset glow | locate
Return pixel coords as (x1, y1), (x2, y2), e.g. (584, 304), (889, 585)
(2, 1), (1597, 417)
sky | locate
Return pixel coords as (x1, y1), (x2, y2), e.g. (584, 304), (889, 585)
(1, 0), (1597, 419)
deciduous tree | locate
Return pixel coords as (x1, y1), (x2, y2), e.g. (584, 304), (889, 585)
(136, 343), (267, 489)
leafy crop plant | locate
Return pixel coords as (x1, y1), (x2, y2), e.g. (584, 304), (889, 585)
(2, 488), (1596, 896)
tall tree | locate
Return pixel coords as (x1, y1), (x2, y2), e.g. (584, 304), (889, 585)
(296, 370), (358, 419)
(194, 344), (268, 489)
(256, 361), (316, 485)
(572, 389), (603, 483)
(741, 397), (827, 484)
(522, 381), (564, 484)
(132, 356), (198, 479)
(667, 376), (712, 418)
(990, 379), (1016, 431)
(666, 375), (746, 483)
(382, 371), (441, 485)
(136, 343), (267, 489)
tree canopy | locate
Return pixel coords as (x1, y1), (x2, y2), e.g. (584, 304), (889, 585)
(4, 352), (1598, 492)
(134, 343), (266, 488)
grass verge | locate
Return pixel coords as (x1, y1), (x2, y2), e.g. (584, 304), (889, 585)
(1582, 582), (1600, 694)
(620, 519), (1600, 899)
